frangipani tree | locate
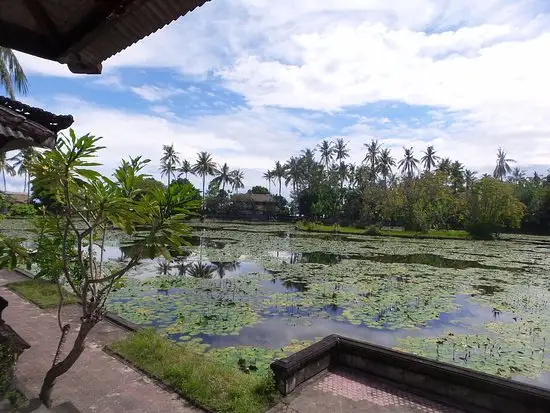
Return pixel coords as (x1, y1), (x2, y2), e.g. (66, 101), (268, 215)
(28, 130), (200, 406)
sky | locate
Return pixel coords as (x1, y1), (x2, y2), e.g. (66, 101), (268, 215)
(7, 0), (550, 195)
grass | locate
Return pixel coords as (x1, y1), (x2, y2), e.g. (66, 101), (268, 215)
(296, 222), (471, 239)
(109, 329), (279, 413)
(7, 279), (78, 309)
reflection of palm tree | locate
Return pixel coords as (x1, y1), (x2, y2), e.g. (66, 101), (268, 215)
(0, 47), (28, 98)
(211, 261), (239, 278)
(493, 148), (515, 181)
(187, 262), (218, 279)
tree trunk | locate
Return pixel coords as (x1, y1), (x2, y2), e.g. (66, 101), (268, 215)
(278, 178), (282, 197)
(2, 170), (5, 192)
(202, 176), (206, 214)
(26, 172), (31, 203)
(39, 319), (96, 407)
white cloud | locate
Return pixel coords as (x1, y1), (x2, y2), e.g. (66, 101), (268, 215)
(129, 85), (186, 102)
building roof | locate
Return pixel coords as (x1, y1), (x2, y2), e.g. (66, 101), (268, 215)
(0, 97), (73, 151)
(4, 192), (29, 204)
(232, 193), (276, 203)
(0, 0), (210, 74)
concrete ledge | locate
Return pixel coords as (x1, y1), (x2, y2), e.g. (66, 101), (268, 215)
(270, 335), (550, 413)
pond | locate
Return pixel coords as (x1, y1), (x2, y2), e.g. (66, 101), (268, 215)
(27, 219), (550, 385)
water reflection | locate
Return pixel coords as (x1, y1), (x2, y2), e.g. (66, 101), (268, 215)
(366, 253), (515, 271)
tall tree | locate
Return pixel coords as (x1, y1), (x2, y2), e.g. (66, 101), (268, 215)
(0, 47), (28, 98)
(464, 169), (477, 191)
(273, 161), (285, 197)
(159, 144), (180, 186)
(230, 169), (244, 193)
(317, 140), (334, 171)
(178, 160), (193, 179)
(421, 146), (439, 172)
(11, 148), (35, 200)
(263, 170), (274, 193)
(337, 161), (348, 193)
(378, 148), (395, 187)
(192, 152), (218, 212)
(334, 138), (349, 162)
(0, 152), (15, 192)
(510, 167), (525, 183)
(398, 147), (419, 178)
(493, 148), (515, 181)
(211, 163), (233, 192)
(363, 139), (381, 181)
(284, 157), (302, 193)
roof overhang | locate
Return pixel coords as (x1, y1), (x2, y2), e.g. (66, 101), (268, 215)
(0, 97), (73, 151)
(0, 0), (209, 74)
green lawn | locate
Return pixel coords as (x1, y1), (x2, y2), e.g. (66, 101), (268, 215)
(7, 279), (78, 309)
(296, 222), (471, 239)
(109, 329), (278, 413)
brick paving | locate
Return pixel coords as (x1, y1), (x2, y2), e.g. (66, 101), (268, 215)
(0, 270), (201, 413)
(271, 367), (465, 413)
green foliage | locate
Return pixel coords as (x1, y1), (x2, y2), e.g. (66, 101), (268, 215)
(467, 177), (526, 238)
(110, 329), (278, 413)
(8, 279), (77, 308)
(7, 203), (36, 217)
(249, 186), (269, 195)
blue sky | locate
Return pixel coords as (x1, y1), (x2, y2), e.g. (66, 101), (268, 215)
(8, 0), (550, 194)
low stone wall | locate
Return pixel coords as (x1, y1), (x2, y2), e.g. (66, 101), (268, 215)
(271, 335), (550, 413)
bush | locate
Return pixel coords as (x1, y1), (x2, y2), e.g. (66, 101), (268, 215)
(8, 204), (36, 217)
(365, 225), (382, 236)
(466, 223), (499, 240)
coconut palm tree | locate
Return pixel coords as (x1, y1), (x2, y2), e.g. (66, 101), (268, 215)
(510, 167), (525, 183)
(398, 147), (419, 178)
(493, 148), (515, 181)
(421, 146), (439, 172)
(211, 163), (233, 192)
(263, 170), (274, 193)
(192, 151), (218, 211)
(0, 152), (15, 192)
(230, 169), (244, 193)
(363, 139), (381, 181)
(337, 161), (348, 193)
(317, 140), (334, 171)
(437, 157), (452, 176)
(178, 160), (193, 179)
(284, 157), (302, 193)
(273, 161), (285, 197)
(11, 148), (35, 201)
(378, 148), (395, 187)
(334, 138), (349, 162)
(0, 47), (28, 98)
(464, 169), (477, 191)
(450, 161), (465, 192)
(159, 144), (180, 186)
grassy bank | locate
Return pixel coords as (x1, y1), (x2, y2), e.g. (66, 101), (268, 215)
(109, 329), (278, 413)
(296, 222), (471, 240)
(7, 279), (77, 309)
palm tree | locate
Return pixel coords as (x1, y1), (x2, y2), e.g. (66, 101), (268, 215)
(230, 169), (244, 193)
(192, 152), (218, 211)
(0, 47), (28, 98)
(11, 148), (35, 201)
(378, 148), (395, 187)
(398, 147), (419, 178)
(421, 146), (439, 172)
(178, 160), (193, 179)
(464, 169), (477, 191)
(273, 161), (285, 197)
(0, 152), (15, 192)
(450, 161), (465, 192)
(159, 144), (180, 186)
(493, 148), (515, 181)
(363, 139), (381, 181)
(284, 157), (302, 193)
(337, 161), (348, 193)
(437, 157), (452, 176)
(211, 163), (233, 192)
(263, 170), (274, 193)
(317, 140), (334, 171)
(334, 138), (349, 162)
(510, 167), (525, 183)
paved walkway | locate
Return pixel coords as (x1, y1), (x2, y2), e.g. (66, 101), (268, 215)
(271, 367), (464, 413)
(0, 270), (200, 413)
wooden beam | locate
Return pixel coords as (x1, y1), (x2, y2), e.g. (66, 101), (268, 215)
(23, 0), (61, 45)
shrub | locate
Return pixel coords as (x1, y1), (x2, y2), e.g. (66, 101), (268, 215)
(365, 226), (382, 236)
(8, 204), (36, 217)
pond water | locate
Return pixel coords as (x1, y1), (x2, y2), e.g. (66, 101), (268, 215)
(103, 222), (550, 385)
